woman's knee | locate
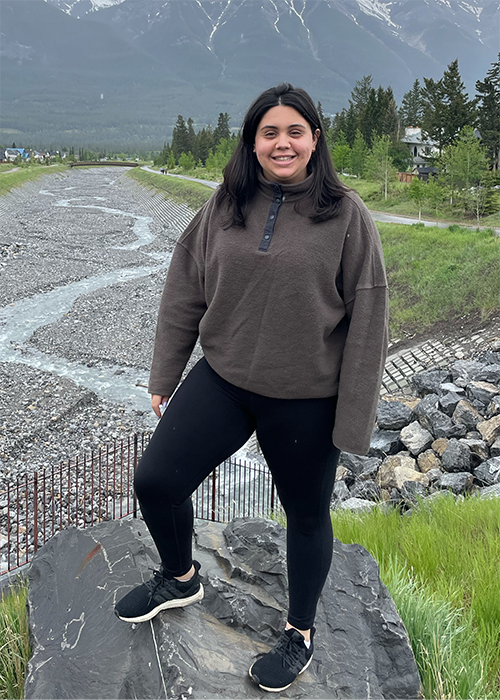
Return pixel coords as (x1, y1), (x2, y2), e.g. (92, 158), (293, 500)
(134, 452), (180, 506)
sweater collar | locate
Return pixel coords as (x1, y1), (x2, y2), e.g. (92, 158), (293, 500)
(257, 169), (313, 202)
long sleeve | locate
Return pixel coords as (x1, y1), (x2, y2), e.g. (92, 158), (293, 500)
(332, 202), (389, 455)
(148, 212), (208, 397)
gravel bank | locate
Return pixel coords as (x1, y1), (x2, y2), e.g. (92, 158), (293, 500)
(0, 167), (205, 481)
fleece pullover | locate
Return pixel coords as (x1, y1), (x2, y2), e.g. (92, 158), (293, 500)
(149, 173), (389, 455)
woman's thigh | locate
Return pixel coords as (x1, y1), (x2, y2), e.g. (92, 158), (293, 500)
(135, 359), (256, 505)
(255, 395), (339, 516)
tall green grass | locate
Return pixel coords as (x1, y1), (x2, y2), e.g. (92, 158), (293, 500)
(0, 580), (30, 700)
(331, 493), (500, 698)
(379, 222), (500, 337)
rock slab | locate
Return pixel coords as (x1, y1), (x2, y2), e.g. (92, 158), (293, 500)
(25, 518), (421, 699)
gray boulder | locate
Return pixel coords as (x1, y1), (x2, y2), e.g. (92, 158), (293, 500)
(474, 457), (500, 486)
(369, 429), (402, 458)
(441, 439), (472, 473)
(475, 364), (500, 384)
(400, 421), (433, 456)
(466, 381), (500, 408)
(351, 479), (382, 502)
(332, 479), (351, 503)
(439, 391), (463, 417)
(452, 400), (483, 431)
(339, 453), (382, 477)
(25, 518), (421, 699)
(377, 400), (414, 431)
(488, 396), (500, 417)
(491, 437), (500, 458)
(412, 370), (452, 397)
(438, 472), (474, 495)
(451, 360), (487, 383)
(419, 409), (466, 440)
(475, 483), (500, 499)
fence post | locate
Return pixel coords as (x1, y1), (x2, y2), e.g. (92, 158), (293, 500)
(211, 467), (217, 521)
(270, 477), (275, 512)
(133, 434), (138, 519)
(33, 472), (39, 554)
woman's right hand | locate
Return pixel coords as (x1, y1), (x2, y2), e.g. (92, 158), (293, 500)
(151, 394), (169, 419)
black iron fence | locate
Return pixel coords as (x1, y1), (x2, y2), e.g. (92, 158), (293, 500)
(0, 433), (281, 576)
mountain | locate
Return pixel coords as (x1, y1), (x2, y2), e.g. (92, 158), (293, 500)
(1, 0), (498, 149)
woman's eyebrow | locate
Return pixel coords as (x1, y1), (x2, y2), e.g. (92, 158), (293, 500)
(259, 123), (307, 130)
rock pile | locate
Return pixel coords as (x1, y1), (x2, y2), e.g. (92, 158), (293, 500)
(334, 349), (500, 512)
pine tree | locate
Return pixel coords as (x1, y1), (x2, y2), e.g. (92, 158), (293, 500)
(213, 113), (231, 147)
(172, 115), (189, 159)
(316, 101), (331, 132)
(350, 76), (373, 115)
(421, 76), (446, 152)
(381, 86), (400, 140)
(187, 118), (196, 154)
(358, 88), (377, 147)
(344, 102), (358, 147)
(476, 53), (500, 170)
(399, 79), (424, 128)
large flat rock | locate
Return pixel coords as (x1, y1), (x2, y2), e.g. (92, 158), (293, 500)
(25, 518), (420, 699)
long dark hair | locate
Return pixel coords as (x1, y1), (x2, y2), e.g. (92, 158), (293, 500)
(216, 83), (348, 227)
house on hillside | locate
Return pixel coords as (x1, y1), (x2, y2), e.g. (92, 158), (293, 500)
(401, 127), (439, 179)
(4, 147), (30, 162)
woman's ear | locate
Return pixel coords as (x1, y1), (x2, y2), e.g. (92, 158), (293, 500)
(313, 129), (321, 150)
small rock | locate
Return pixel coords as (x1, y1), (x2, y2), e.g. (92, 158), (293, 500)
(413, 394), (440, 417)
(368, 429), (402, 459)
(417, 449), (442, 473)
(439, 472), (474, 495)
(401, 480), (427, 504)
(332, 480), (350, 503)
(431, 438), (449, 456)
(475, 483), (500, 499)
(339, 453), (382, 477)
(440, 382), (465, 395)
(475, 364), (500, 384)
(441, 439), (472, 473)
(426, 468), (443, 483)
(477, 415), (500, 446)
(490, 437), (500, 458)
(350, 480), (381, 502)
(419, 409), (466, 439)
(377, 462), (429, 491)
(339, 497), (377, 512)
(466, 381), (500, 407)
(487, 396), (500, 417)
(400, 421), (433, 456)
(451, 360), (486, 383)
(439, 391), (463, 417)
(459, 438), (489, 465)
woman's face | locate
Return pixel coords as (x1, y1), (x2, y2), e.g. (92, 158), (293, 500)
(254, 105), (320, 184)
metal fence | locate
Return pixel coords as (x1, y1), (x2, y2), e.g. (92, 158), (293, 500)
(0, 433), (280, 576)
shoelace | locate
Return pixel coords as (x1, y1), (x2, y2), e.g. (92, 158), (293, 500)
(145, 567), (169, 603)
(255, 631), (305, 670)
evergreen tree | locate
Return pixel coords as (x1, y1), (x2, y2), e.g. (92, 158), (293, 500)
(382, 86), (400, 140)
(358, 88), (377, 147)
(317, 102), (331, 132)
(194, 127), (214, 165)
(422, 60), (477, 153)
(350, 75), (373, 115)
(172, 115), (189, 159)
(187, 118), (196, 154)
(476, 53), (500, 169)
(350, 129), (368, 178)
(399, 79), (424, 128)
(213, 112), (231, 147)
(344, 102), (358, 147)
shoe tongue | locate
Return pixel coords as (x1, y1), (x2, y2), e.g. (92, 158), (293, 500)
(286, 628), (305, 643)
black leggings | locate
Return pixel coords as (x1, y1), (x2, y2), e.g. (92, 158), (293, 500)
(135, 358), (340, 629)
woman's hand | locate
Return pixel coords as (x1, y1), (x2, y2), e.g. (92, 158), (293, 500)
(151, 394), (169, 419)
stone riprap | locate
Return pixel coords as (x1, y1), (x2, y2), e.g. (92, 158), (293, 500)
(25, 517), (420, 699)
(333, 354), (500, 512)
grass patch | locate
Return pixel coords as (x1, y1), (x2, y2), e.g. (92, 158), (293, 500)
(331, 493), (500, 698)
(0, 580), (30, 700)
(378, 221), (500, 338)
(125, 168), (213, 210)
(0, 164), (67, 197)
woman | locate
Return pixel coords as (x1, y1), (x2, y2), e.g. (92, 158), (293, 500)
(115, 83), (388, 693)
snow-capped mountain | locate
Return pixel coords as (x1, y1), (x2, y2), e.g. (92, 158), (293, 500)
(1, 0), (498, 148)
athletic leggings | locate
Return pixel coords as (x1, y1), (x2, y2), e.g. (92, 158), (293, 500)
(134, 358), (340, 629)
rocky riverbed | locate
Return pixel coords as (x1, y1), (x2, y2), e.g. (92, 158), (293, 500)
(0, 167), (205, 488)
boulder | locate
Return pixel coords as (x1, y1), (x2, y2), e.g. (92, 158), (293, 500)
(459, 438), (489, 466)
(474, 483), (500, 499)
(431, 438), (449, 456)
(477, 415), (500, 446)
(488, 396), (500, 417)
(339, 453), (382, 477)
(475, 364), (500, 384)
(411, 369), (452, 397)
(426, 468), (443, 484)
(377, 462), (429, 491)
(439, 382), (465, 396)
(400, 421), (433, 456)
(417, 449), (442, 473)
(473, 457), (500, 486)
(350, 479), (382, 502)
(338, 497), (377, 512)
(368, 429), (402, 458)
(332, 480), (350, 503)
(452, 400), (483, 430)
(25, 518), (421, 700)
(400, 481), (428, 505)
(413, 394), (440, 417)
(439, 391), (462, 417)
(438, 472), (474, 495)
(466, 381), (500, 407)
(491, 437), (500, 458)
(441, 439), (472, 473)
(377, 400), (414, 431)
(451, 360), (486, 383)
(419, 409), (466, 440)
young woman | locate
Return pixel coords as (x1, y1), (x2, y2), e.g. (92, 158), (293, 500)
(115, 83), (388, 693)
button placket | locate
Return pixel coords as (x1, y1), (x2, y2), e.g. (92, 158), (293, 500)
(258, 184), (283, 252)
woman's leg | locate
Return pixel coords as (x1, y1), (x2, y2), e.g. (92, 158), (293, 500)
(255, 395), (339, 630)
(135, 359), (255, 576)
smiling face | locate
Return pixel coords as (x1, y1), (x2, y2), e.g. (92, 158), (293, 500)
(254, 105), (320, 184)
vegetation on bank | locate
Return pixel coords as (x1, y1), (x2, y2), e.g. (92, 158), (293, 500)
(331, 493), (500, 699)
(0, 580), (30, 700)
(125, 167), (212, 211)
(0, 163), (67, 197)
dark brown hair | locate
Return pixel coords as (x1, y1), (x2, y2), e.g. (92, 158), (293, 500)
(216, 82), (348, 226)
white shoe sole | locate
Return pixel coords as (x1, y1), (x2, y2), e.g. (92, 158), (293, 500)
(249, 652), (313, 692)
(116, 583), (204, 623)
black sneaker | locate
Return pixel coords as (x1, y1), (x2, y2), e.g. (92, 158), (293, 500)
(114, 560), (204, 623)
(249, 627), (315, 692)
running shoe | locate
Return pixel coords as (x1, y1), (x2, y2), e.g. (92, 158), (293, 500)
(115, 560), (204, 623)
(249, 626), (315, 692)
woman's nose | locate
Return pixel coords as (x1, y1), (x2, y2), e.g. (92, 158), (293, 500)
(276, 132), (291, 149)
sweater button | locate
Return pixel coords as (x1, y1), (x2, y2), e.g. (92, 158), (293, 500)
(264, 235), (270, 239)
(269, 214), (275, 220)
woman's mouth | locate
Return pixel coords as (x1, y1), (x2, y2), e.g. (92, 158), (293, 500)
(272, 155), (295, 162)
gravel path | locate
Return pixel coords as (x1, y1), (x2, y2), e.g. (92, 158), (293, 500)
(0, 167), (205, 486)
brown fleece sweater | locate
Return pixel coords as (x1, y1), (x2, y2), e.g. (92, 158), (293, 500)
(149, 173), (388, 455)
